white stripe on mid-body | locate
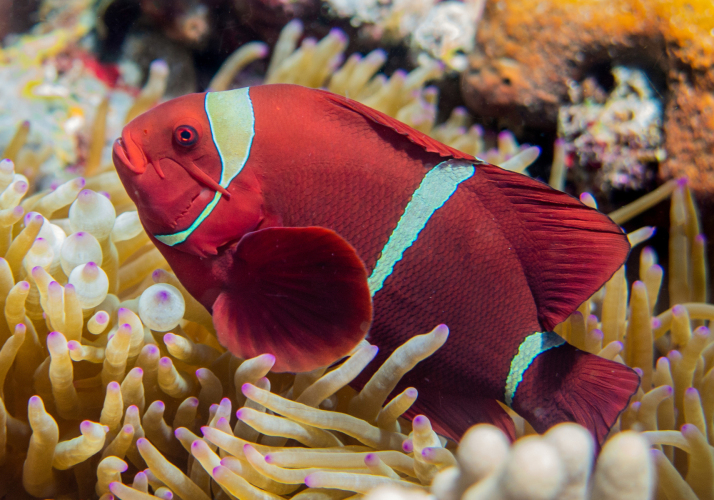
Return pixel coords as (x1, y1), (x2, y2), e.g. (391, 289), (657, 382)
(504, 331), (565, 407)
(368, 160), (476, 296)
(368, 159), (562, 408)
(155, 87), (256, 247)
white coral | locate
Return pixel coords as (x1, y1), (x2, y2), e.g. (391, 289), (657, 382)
(413, 0), (485, 70)
(323, 0), (485, 69)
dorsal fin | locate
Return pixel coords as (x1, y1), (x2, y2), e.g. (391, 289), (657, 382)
(472, 164), (630, 330)
(315, 89), (476, 161)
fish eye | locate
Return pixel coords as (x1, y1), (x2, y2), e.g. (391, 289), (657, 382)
(174, 125), (199, 147)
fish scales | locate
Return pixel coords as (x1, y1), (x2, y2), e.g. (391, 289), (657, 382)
(252, 84), (434, 274)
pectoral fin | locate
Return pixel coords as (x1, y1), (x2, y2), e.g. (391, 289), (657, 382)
(213, 226), (372, 373)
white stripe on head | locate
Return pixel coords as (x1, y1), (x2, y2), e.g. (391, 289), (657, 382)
(155, 88), (255, 247)
(205, 87), (255, 188)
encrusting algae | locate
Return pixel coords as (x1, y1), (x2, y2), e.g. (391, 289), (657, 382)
(0, 12), (713, 500)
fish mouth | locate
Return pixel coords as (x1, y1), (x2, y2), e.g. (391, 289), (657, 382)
(112, 136), (146, 175)
(112, 140), (210, 231)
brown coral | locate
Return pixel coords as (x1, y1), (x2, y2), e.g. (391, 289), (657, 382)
(461, 0), (714, 198)
(463, 0), (660, 127)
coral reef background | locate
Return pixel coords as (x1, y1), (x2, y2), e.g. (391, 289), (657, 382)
(462, 0), (714, 293)
(0, 1), (713, 499)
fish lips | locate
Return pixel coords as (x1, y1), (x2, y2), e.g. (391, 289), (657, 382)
(112, 137), (214, 237)
(112, 137), (146, 175)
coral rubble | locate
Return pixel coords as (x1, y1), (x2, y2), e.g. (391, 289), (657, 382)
(323, 0), (485, 70)
(559, 66), (665, 197)
(462, 0), (659, 129)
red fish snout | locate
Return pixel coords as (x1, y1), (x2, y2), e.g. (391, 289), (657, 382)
(112, 133), (146, 175)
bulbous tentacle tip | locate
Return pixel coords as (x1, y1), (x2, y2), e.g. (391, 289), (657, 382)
(402, 438), (413, 453)
(150, 59), (169, 74)
(695, 325), (710, 337)
(241, 382), (256, 397)
(672, 304), (686, 315)
(24, 212), (38, 225)
(432, 324), (449, 340)
(139, 283), (185, 331)
(77, 189), (95, 203)
(412, 415), (429, 427)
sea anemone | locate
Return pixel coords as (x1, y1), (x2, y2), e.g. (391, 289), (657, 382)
(0, 156), (707, 498)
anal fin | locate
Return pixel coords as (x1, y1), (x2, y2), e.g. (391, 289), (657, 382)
(406, 393), (516, 443)
(474, 164), (631, 330)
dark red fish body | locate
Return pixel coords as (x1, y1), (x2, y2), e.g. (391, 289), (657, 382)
(113, 84), (639, 444)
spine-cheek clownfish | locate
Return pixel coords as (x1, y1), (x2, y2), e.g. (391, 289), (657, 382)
(113, 84), (639, 445)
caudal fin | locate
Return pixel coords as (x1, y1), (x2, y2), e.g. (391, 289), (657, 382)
(512, 342), (639, 447)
